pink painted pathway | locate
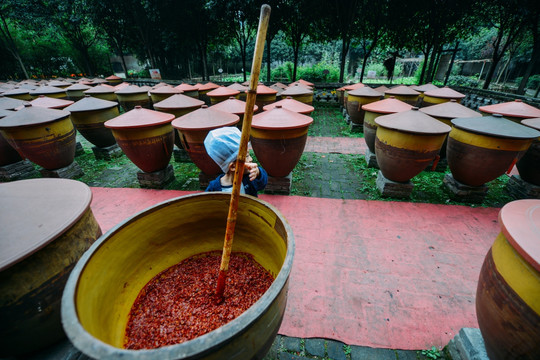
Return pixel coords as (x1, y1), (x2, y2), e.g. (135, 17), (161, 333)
(89, 187), (500, 350)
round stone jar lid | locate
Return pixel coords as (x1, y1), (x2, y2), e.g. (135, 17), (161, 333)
(499, 199), (540, 272)
(0, 178), (92, 271)
(451, 114), (540, 139)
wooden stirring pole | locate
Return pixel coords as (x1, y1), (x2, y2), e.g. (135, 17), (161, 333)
(215, 4), (271, 304)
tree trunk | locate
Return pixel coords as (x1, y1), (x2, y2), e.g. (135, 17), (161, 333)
(444, 41), (459, 86)
(419, 46), (431, 84)
(425, 46), (438, 83)
(483, 53), (501, 89)
(428, 45), (443, 82)
(0, 12), (29, 79)
(266, 37), (272, 82)
(359, 36), (379, 83)
(339, 37), (351, 83)
(517, 28), (540, 94)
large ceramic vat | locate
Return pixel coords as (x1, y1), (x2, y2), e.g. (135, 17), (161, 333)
(62, 192), (294, 360)
(516, 118), (540, 185)
(227, 83), (248, 101)
(105, 106), (175, 173)
(251, 106), (313, 177)
(149, 85), (183, 104)
(476, 199), (540, 360)
(280, 84), (313, 105)
(421, 87), (465, 107)
(171, 106), (239, 176)
(346, 87), (383, 126)
(478, 99), (540, 123)
(254, 85), (278, 113)
(374, 108), (451, 182)
(0, 178), (101, 357)
(362, 97), (412, 153)
(116, 85), (152, 111)
(447, 114), (540, 187)
(65, 95), (119, 148)
(84, 84), (117, 102)
(105, 75), (123, 85)
(0, 104), (76, 170)
(175, 83), (199, 98)
(263, 96), (314, 115)
(197, 82), (220, 104)
(419, 99), (481, 158)
(207, 86), (240, 105)
(342, 82), (364, 112)
(0, 108), (22, 166)
(384, 85), (420, 106)
(65, 83), (91, 101)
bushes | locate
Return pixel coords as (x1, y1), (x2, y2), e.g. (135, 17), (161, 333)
(446, 75), (480, 88)
(270, 61), (340, 83)
(514, 74), (540, 89)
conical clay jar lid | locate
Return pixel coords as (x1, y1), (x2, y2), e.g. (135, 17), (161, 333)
(104, 106), (174, 129)
(499, 199), (540, 271)
(85, 85), (116, 94)
(252, 105), (313, 130)
(479, 99), (540, 119)
(361, 97), (412, 114)
(0, 103), (70, 128)
(149, 86), (183, 95)
(373, 85), (389, 94)
(30, 95), (74, 109)
(343, 82), (364, 91)
(256, 84), (278, 95)
(0, 95), (25, 110)
(451, 114), (540, 139)
(227, 83), (249, 92)
(115, 85), (148, 95)
(210, 97), (257, 115)
(348, 87), (384, 98)
(198, 82), (220, 91)
(411, 83), (439, 93)
(521, 118), (540, 131)
(66, 83), (91, 91)
(175, 83), (198, 92)
(207, 86), (240, 97)
(424, 86), (465, 99)
(384, 85), (419, 96)
(105, 75), (122, 81)
(419, 99), (481, 119)
(2, 88), (30, 96)
(65, 95), (118, 112)
(29, 86), (66, 96)
(0, 108), (14, 118)
(375, 107), (451, 135)
(263, 97), (314, 114)
(153, 94), (204, 110)
(171, 105), (239, 130)
(281, 84), (313, 96)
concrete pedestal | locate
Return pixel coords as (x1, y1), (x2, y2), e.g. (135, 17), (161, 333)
(349, 122), (363, 133)
(376, 170), (413, 198)
(364, 148), (379, 168)
(75, 142), (85, 157)
(174, 148), (192, 163)
(0, 160), (40, 181)
(137, 164), (175, 189)
(443, 173), (488, 203)
(265, 173), (292, 195)
(92, 144), (123, 161)
(506, 175), (540, 199)
(198, 171), (215, 190)
(446, 328), (489, 360)
(39, 161), (84, 179)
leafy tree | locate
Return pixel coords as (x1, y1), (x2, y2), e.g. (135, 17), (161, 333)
(256, 0), (286, 82)
(0, 0), (31, 78)
(517, 0), (540, 94)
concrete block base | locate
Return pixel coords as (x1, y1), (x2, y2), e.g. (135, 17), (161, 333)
(39, 161), (84, 179)
(0, 160), (40, 181)
(446, 328), (489, 360)
(75, 141), (85, 157)
(265, 173), (292, 195)
(92, 144), (123, 161)
(443, 173), (488, 203)
(364, 148), (379, 168)
(137, 164), (175, 189)
(173, 148), (192, 163)
(506, 175), (540, 199)
(376, 170), (413, 198)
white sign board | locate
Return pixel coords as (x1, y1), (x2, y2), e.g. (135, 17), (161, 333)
(367, 70), (376, 79)
(149, 69), (162, 80)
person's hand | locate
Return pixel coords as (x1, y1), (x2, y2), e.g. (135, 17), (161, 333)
(244, 162), (260, 181)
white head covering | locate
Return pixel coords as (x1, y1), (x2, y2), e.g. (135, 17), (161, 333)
(204, 127), (241, 173)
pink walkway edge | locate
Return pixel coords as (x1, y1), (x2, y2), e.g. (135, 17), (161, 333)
(89, 187), (500, 350)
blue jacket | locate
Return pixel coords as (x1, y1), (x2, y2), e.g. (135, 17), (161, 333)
(205, 167), (268, 197)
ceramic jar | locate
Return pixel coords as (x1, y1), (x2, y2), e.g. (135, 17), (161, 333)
(84, 84), (117, 102)
(2, 88), (32, 101)
(30, 95), (74, 110)
(250, 106), (313, 177)
(207, 86), (240, 105)
(280, 84), (314, 105)
(149, 85), (183, 104)
(197, 82), (220, 104)
(65, 95), (119, 148)
(516, 118), (540, 185)
(374, 108), (451, 182)
(61, 192), (294, 360)
(479, 99), (540, 123)
(419, 100), (481, 158)
(421, 87), (465, 107)
(105, 75), (123, 85)
(29, 86), (67, 100)
(210, 96), (258, 129)
(0, 104), (76, 170)
(115, 85), (152, 111)
(263, 96), (314, 115)
(342, 82), (364, 111)
(346, 87), (383, 127)
(476, 199), (540, 360)
(171, 106), (239, 176)
(174, 83), (199, 98)
(0, 109), (22, 166)
(227, 82), (249, 101)
(65, 83), (91, 101)
(0, 178), (101, 357)
(105, 106), (175, 173)
(373, 85), (389, 95)
(447, 114), (540, 187)
(254, 85), (278, 113)
(361, 97), (412, 154)
(384, 86), (420, 106)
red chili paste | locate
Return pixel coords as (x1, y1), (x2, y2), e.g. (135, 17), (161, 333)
(124, 251), (274, 350)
